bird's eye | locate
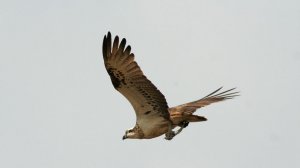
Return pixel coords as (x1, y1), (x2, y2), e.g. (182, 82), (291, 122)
(128, 130), (133, 133)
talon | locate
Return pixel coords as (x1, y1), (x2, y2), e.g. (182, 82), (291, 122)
(164, 121), (176, 140)
(165, 131), (175, 140)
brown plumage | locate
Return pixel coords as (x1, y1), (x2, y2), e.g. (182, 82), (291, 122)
(102, 32), (239, 140)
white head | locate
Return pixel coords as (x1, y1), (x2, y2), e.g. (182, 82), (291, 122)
(122, 126), (143, 140)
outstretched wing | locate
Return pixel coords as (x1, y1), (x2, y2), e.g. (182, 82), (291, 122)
(169, 87), (239, 113)
(102, 32), (169, 120)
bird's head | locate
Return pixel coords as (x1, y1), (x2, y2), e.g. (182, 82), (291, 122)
(122, 128), (139, 140)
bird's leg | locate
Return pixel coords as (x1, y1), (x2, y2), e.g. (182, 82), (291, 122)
(174, 121), (189, 136)
(164, 122), (175, 140)
(174, 126), (184, 135)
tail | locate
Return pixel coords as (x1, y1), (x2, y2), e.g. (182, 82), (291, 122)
(170, 111), (207, 125)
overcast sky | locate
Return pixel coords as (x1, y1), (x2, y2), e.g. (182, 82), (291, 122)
(1, 0), (300, 168)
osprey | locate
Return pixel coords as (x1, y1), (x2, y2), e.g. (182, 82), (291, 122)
(102, 32), (238, 140)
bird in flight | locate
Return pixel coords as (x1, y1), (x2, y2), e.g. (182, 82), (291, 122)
(102, 32), (239, 140)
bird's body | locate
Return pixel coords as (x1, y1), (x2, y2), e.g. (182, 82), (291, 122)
(102, 32), (238, 140)
(135, 110), (205, 139)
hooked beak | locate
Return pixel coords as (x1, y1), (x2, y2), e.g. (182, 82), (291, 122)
(122, 135), (127, 140)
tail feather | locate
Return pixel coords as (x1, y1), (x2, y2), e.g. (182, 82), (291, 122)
(170, 111), (207, 125)
(186, 115), (207, 122)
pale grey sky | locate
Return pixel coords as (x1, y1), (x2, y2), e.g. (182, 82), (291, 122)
(1, 0), (300, 168)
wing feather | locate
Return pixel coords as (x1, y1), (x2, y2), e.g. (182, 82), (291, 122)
(102, 32), (169, 120)
(169, 87), (239, 113)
